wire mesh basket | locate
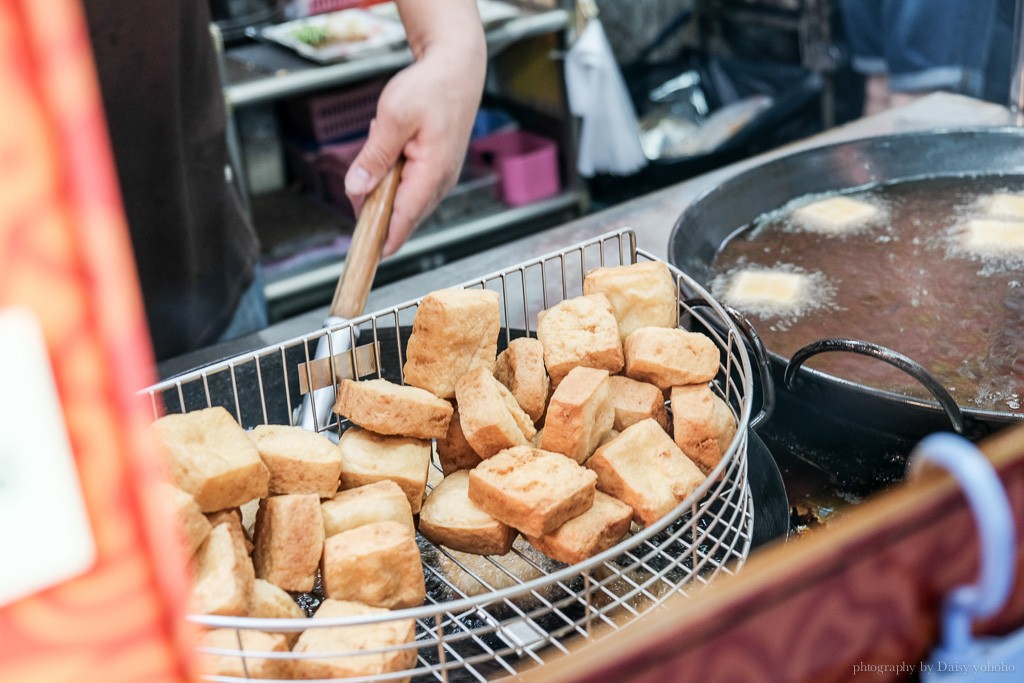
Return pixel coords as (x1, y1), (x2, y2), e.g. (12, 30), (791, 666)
(142, 229), (756, 682)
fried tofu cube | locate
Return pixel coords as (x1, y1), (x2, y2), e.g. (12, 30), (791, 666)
(248, 578), (306, 646)
(158, 482), (211, 558)
(607, 375), (669, 432)
(724, 269), (810, 311)
(525, 491), (633, 565)
(333, 378), (453, 440)
(624, 327), (719, 390)
(980, 193), (1024, 221)
(962, 219), (1024, 254)
(206, 507), (253, 555)
(540, 366), (614, 464)
(436, 405), (483, 475)
(248, 424), (342, 498)
(337, 428), (431, 514)
(455, 366), (536, 459)
(189, 522), (255, 616)
(322, 480), (414, 537)
(537, 294), (624, 385)
(321, 521), (425, 609)
(468, 446), (597, 537)
(291, 599), (417, 680)
(252, 494), (324, 592)
(588, 419), (706, 527)
(402, 288), (501, 399)
(791, 195), (882, 233)
(494, 337), (550, 423)
(671, 384), (737, 474)
(583, 260), (678, 341)
(419, 471), (517, 556)
(198, 629), (291, 680)
(151, 406), (270, 512)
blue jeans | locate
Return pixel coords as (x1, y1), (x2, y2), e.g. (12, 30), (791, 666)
(840, 0), (1005, 97)
(217, 263), (269, 342)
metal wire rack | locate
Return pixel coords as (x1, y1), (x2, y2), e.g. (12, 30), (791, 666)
(142, 229), (756, 682)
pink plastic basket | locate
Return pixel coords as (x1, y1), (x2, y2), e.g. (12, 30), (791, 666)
(282, 78), (385, 143)
(469, 129), (560, 206)
(289, 0), (362, 18)
(318, 138), (366, 218)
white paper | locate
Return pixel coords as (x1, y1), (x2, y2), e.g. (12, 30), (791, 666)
(0, 307), (96, 606)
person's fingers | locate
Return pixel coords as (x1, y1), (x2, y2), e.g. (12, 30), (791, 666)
(345, 112), (413, 203)
(381, 156), (455, 257)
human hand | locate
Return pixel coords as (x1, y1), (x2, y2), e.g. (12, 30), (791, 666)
(345, 0), (486, 257)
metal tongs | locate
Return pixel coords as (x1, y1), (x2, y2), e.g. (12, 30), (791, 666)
(296, 160), (403, 432)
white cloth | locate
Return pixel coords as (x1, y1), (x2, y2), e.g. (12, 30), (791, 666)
(565, 20), (647, 177)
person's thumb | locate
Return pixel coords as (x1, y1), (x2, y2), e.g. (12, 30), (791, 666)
(345, 118), (407, 201)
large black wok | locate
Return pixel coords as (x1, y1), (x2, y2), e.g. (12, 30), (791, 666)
(669, 127), (1024, 490)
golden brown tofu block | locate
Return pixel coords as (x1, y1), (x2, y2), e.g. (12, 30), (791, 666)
(455, 366), (536, 459)
(525, 491), (633, 565)
(583, 260), (678, 341)
(322, 480), (414, 537)
(402, 288), (501, 399)
(419, 471), (517, 556)
(321, 521), (425, 610)
(206, 507), (254, 555)
(536, 294), (624, 385)
(252, 494), (324, 592)
(248, 578), (306, 646)
(151, 406), (270, 512)
(248, 424), (342, 498)
(494, 337), (550, 423)
(607, 375), (669, 432)
(540, 366), (614, 464)
(198, 629), (291, 680)
(436, 404), (483, 476)
(189, 522), (255, 616)
(588, 419), (706, 527)
(468, 446), (597, 537)
(337, 428), (430, 514)
(623, 327), (719, 390)
(334, 378), (453, 440)
(158, 482), (211, 558)
(291, 599), (417, 680)
(671, 384), (737, 475)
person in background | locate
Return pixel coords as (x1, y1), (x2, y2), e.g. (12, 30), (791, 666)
(840, 0), (1015, 115)
(83, 0), (485, 361)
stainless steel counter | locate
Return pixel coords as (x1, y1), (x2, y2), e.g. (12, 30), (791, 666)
(159, 93), (1012, 380)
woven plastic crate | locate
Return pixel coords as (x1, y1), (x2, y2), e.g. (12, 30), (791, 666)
(282, 78), (385, 143)
(286, 0), (361, 18)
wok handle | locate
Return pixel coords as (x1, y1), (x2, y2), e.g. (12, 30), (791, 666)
(683, 299), (776, 430)
(783, 338), (967, 434)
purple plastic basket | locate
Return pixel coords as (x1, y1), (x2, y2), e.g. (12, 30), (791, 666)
(469, 129), (560, 206)
(318, 138), (366, 218)
(282, 79), (385, 143)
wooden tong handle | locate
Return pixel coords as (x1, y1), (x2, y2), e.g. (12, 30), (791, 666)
(330, 160), (403, 319)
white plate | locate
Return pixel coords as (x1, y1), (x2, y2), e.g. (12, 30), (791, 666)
(261, 9), (407, 64)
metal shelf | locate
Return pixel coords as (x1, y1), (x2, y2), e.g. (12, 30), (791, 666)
(225, 8), (570, 107)
(264, 189), (583, 303)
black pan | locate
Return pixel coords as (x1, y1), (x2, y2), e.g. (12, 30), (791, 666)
(668, 127), (1024, 488)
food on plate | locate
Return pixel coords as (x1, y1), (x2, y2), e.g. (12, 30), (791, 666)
(790, 195), (883, 234)
(607, 375), (669, 432)
(151, 406), (270, 512)
(159, 482), (211, 558)
(189, 522), (255, 616)
(540, 366), (614, 464)
(671, 384), (737, 475)
(322, 480), (415, 537)
(723, 269), (811, 312)
(249, 578), (306, 646)
(291, 599), (417, 680)
(624, 327), (719, 389)
(252, 494), (324, 593)
(435, 404), (483, 475)
(583, 260), (678, 340)
(960, 218), (1024, 254)
(402, 288), (501, 399)
(525, 491), (633, 565)
(468, 445), (598, 537)
(588, 419), (706, 527)
(334, 377), (453, 439)
(979, 192), (1024, 220)
(419, 470), (517, 556)
(337, 428), (430, 514)
(455, 365), (535, 458)
(536, 293), (624, 384)
(199, 628), (291, 680)
(494, 337), (550, 423)
(247, 424), (343, 498)
(321, 521), (425, 609)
